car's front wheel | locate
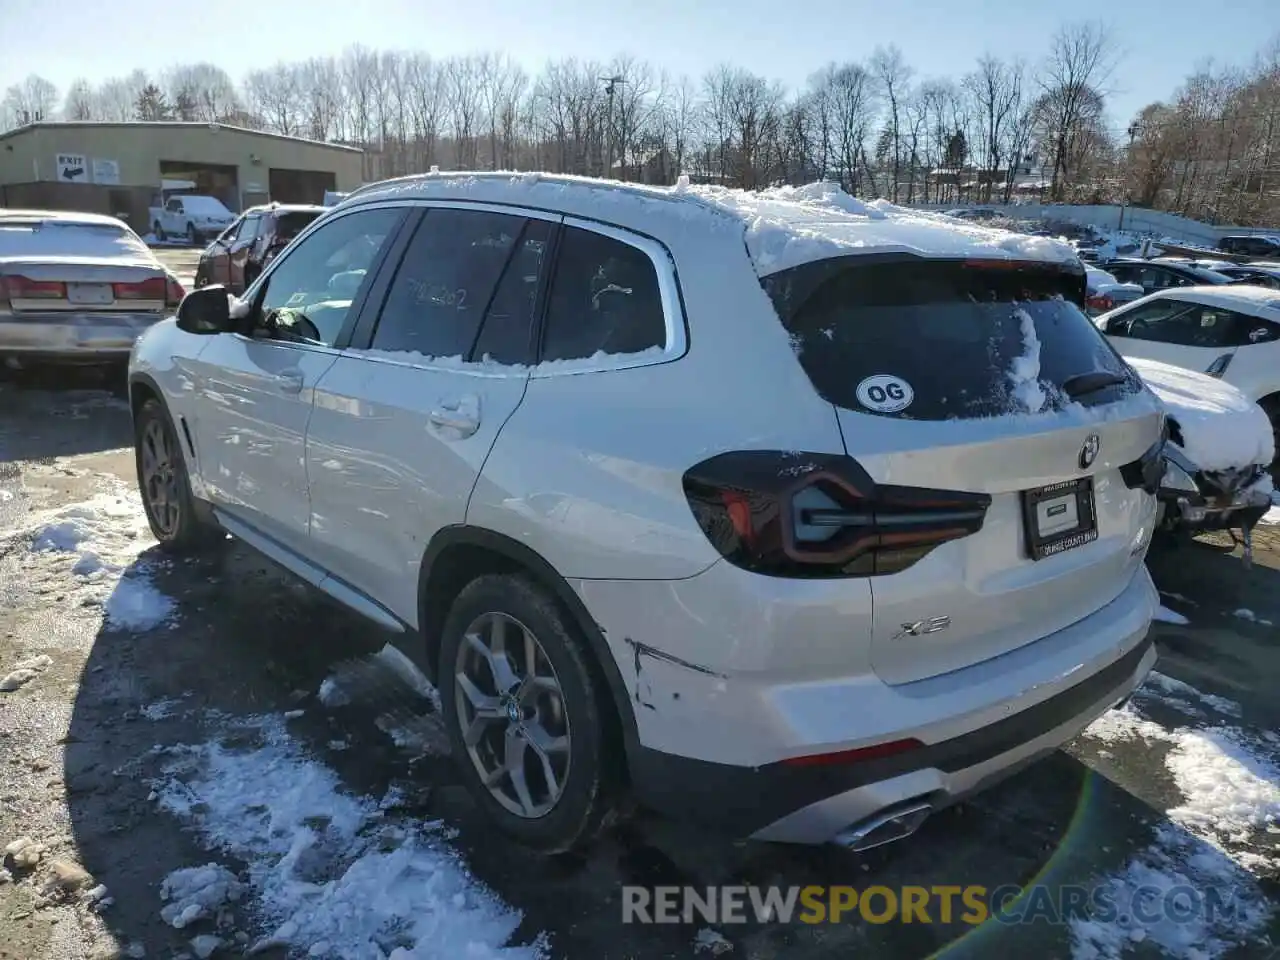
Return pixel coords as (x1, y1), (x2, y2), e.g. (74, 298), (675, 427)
(439, 574), (619, 853)
(134, 398), (223, 553)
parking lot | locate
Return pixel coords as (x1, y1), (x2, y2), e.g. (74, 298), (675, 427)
(0, 246), (1277, 960)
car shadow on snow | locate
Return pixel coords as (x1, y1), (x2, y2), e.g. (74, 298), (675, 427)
(0, 368), (132, 461)
(53, 542), (1263, 958)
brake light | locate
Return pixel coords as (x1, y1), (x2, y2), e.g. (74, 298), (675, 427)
(1086, 294), (1113, 313)
(113, 277), (168, 300)
(682, 451), (992, 578)
(3, 275), (65, 299)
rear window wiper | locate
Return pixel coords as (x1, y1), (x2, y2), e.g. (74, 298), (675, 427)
(1062, 370), (1128, 398)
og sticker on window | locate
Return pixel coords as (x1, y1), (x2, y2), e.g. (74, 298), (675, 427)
(856, 374), (914, 413)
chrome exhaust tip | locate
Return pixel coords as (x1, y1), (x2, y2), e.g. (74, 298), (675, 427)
(833, 801), (933, 852)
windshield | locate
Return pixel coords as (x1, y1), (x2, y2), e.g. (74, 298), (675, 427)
(762, 256), (1141, 421)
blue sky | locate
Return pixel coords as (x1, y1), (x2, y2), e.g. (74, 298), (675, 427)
(1, 0), (1275, 126)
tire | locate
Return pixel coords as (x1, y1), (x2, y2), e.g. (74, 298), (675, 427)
(133, 398), (223, 553)
(154, 222), (166, 242)
(439, 574), (619, 853)
(186, 223), (198, 245)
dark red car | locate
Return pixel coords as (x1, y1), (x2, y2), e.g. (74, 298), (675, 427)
(193, 203), (325, 294)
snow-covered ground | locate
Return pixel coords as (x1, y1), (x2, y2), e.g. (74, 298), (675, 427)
(13, 484), (176, 631)
(1074, 673), (1279, 958)
(151, 711), (542, 959)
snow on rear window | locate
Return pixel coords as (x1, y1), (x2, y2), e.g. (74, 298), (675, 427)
(0, 221), (154, 262)
(762, 256), (1140, 421)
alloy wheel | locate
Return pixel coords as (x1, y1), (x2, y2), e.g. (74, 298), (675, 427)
(453, 611), (571, 818)
(139, 418), (181, 537)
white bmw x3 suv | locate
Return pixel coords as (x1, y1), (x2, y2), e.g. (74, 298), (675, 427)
(128, 174), (1165, 854)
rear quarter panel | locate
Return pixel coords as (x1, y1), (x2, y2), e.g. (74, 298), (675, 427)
(469, 220), (848, 581)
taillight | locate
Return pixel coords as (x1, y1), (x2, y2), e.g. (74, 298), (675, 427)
(3, 275), (65, 299)
(166, 278), (185, 307)
(1086, 294), (1113, 313)
(113, 277), (168, 300)
(682, 451), (992, 578)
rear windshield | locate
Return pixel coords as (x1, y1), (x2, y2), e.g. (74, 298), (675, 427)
(274, 211), (321, 240)
(0, 221), (153, 262)
(762, 256), (1142, 421)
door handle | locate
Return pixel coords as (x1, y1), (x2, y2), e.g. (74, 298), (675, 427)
(275, 370), (304, 394)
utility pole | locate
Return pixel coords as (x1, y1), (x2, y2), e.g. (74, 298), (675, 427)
(600, 75), (626, 179)
(1118, 120), (1140, 233)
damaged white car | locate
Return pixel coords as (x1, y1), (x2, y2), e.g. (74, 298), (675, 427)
(1129, 357), (1274, 555)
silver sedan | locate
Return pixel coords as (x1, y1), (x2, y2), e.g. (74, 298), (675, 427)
(0, 209), (184, 367)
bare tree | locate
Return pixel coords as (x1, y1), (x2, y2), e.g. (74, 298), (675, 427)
(244, 63), (303, 135)
(63, 79), (96, 121)
(810, 63), (877, 195)
(1, 74), (59, 128)
(405, 53), (447, 170)
(164, 64), (240, 122)
(445, 56), (483, 168)
(1037, 21), (1116, 199)
(299, 57), (343, 141)
(964, 56), (1026, 202)
(871, 46), (913, 201)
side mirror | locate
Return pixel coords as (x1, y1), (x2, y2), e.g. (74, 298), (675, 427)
(176, 284), (232, 335)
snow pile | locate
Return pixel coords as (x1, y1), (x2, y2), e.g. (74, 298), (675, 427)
(1072, 677), (1278, 958)
(1128, 358), (1275, 470)
(1007, 306), (1046, 412)
(153, 715), (541, 959)
(1069, 824), (1270, 960)
(160, 864), (243, 928)
(0, 653), (54, 692)
(24, 489), (176, 631)
(1084, 691), (1279, 867)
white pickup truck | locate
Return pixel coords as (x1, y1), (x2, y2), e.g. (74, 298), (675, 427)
(148, 195), (236, 245)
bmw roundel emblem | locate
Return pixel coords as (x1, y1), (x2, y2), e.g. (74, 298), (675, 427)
(1079, 434), (1101, 470)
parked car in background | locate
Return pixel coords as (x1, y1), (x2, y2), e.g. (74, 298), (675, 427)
(1218, 235), (1280, 259)
(1096, 285), (1280, 467)
(1154, 256), (1239, 273)
(194, 203), (326, 294)
(1129, 359), (1273, 549)
(149, 195), (236, 244)
(1208, 263), (1280, 289)
(1101, 257), (1236, 295)
(322, 191), (349, 207)
(0, 210), (183, 368)
(129, 174), (1163, 855)
(1085, 265), (1144, 316)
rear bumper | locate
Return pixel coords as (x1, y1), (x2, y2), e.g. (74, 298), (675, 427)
(580, 564), (1157, 843)
(0, 313), (160, 359)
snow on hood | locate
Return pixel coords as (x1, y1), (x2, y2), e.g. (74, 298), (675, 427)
(1127, 358), (1275, 471)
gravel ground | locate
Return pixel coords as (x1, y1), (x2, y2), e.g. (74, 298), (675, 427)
(1, 338), (1278, 959)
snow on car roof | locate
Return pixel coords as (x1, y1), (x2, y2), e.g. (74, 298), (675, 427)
(347, 173), (1079, 276)
(1128, 357), (1274, 471)
(1147, 284), (1280, 317)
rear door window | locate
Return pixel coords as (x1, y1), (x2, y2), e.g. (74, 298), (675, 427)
(369, 208), (524, 359)
(762, 256), (1139, 420)
(540, 226), (667, 362)
(471, 219), (554, 365)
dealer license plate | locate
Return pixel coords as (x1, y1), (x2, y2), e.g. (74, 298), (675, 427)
(1022, 478), (1098, 560)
